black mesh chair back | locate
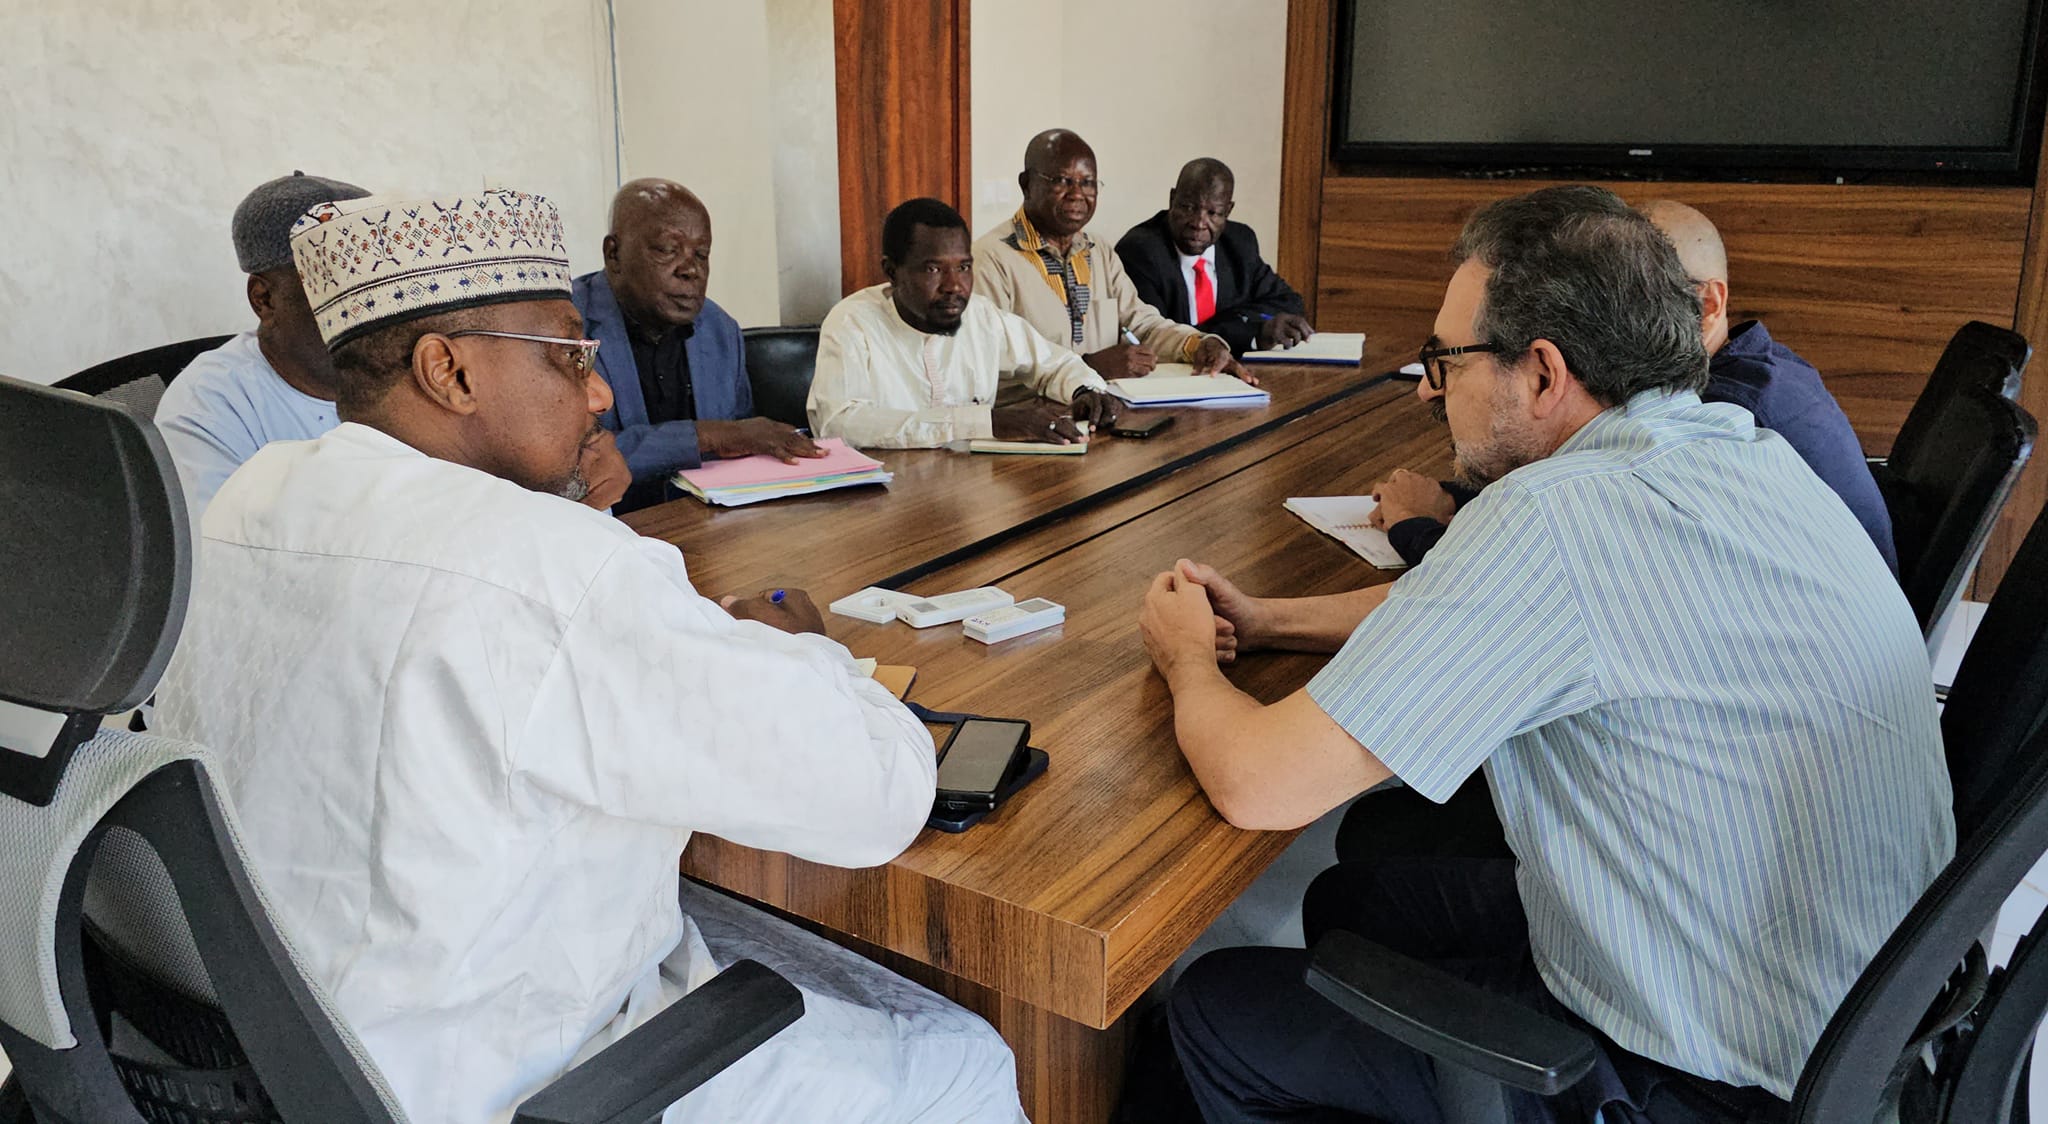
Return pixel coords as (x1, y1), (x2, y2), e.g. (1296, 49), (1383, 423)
(1791, 719), (2048, 1122)
(1877, 384), (2035, 638)
(1890, 321), (2028, 459)
(742, 325), (821, 429)
(1942, 503), (2048, 841)
(55, 334), (234, 419)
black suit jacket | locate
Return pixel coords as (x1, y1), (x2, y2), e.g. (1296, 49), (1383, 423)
(1114, 210), (1307, 354)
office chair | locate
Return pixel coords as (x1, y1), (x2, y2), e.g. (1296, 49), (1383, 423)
(1869, 323), (2035, 638)
(742, 325), (821, 429)
(0, 376), (804, 1124)
(54, 334), (233, 419)
(1302, 501), (2048, 1123)
(1885, 320), (2028, 464)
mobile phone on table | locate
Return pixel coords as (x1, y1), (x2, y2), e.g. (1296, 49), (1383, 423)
(935, 719), (1030, 811)
(1109, 414), (1175, 439)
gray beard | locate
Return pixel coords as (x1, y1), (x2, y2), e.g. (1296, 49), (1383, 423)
(553, 470), (591, 503)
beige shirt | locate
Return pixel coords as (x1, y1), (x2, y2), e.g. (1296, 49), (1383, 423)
(808, 284), (1107, 449)
(971, 213), (1217, 361)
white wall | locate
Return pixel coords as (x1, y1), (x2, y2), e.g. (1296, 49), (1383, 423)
(0, 0), (620, 384)
(611, 0), (841, 329)
(969, 0), (1288, 262)
(764, 0), (844, 324)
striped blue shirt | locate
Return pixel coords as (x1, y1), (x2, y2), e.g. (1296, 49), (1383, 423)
(1307, 389), (1952, 1096)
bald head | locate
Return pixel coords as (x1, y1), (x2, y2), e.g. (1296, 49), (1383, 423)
(1166, 157), (1237, 256)
(1019, 129), (1100, 244)
(608, 178), (707, 237)
(1642, 200), (1727, 285)
(1642, 200), (1732, 354)
(1175, 157), (1234, 198)
(603, 178), (713, 329)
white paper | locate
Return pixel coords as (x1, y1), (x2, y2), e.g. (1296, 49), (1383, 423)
(1284, 496), (1409, 570)
(1106, 372), (1270, 406)
(1243, 331), (1368, 364)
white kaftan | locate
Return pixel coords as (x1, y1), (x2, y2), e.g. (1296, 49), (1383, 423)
(155, 422), (1022, 1124)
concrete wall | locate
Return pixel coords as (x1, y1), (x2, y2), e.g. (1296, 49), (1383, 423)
(0, 0), (619, 383)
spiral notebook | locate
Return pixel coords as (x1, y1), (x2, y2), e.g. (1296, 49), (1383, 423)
(1284, 496), (1408, 570)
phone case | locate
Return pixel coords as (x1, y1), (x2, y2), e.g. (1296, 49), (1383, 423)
(926, 747), (1049, 833)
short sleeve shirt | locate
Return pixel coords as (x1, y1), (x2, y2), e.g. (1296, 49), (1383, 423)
(1306, 389), (1952, 1096)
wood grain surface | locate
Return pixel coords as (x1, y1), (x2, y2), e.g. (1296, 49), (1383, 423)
(1311, 176), (2033, 454)
(1277, 0), (1334, 321)
(681, 390), (1454, 1033)
(622, 352), (1407, 600)
(833, 0), (972, 294)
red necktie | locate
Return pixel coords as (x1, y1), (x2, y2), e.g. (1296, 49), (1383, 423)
(1193, 258), (1215, 323)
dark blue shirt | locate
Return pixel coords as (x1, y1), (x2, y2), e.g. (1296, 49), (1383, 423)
(1704, 321), (1896, 572)
(1389, 324), (1897, 573)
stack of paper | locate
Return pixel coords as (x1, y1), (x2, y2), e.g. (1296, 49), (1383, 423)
(1284, 496), (1409, 569)
(1243, 331), (1368, 365)
(1106, 369), (1270, 408)
(673, 438), (891, 507)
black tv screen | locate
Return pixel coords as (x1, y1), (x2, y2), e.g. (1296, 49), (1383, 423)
(1332, 0), (2048, 176)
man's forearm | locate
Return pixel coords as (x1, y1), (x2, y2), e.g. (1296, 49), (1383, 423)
(1255, 585), (1392, 653)
(1164, 655), (1272, 820)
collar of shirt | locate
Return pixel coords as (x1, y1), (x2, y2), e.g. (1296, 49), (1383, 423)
(1177, 245), (1218, 272)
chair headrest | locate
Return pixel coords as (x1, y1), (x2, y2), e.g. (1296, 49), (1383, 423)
(0, 375), (189, 802)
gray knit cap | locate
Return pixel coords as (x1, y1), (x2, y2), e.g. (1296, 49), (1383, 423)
(231, 171), (369, 274)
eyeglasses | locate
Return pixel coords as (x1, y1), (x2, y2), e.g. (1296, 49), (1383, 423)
(448, 330), (600, 375)
(1032, 172), (1103, 195)
(1416, 342), (1501, 391)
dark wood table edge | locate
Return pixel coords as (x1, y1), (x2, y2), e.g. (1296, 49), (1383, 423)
(871, 368), (1399, 590)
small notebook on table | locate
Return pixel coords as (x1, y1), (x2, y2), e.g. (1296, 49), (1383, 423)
(1107, 368), (1269, 407)
(1243, 331), (1368, 365)
(1284, 496), (1408, 569)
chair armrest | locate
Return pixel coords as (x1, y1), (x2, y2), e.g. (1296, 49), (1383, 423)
(511, 960), (803, 1124)
(1305, 930), (1599, 1096)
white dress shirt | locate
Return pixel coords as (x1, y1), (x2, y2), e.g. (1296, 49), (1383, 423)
(808, 284), (1107, 448)
(1179, 245), (1219, 325)
(156, 422), (1019, 1123)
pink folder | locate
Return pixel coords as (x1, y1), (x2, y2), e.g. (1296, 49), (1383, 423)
(675, 438), (884, 488)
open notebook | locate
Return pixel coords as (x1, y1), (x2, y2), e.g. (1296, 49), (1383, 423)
(1243, 331), (1367, 365)
(1284, 496), (1408, 569)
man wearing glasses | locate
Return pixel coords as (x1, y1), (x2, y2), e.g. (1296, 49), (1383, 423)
(156, 175), (629, 519)
(158, 188), (1025, 1124)
(1114, 158), (1313, 355)
(972, 129), (1249, 384)
(1135, 186), (1947, 1122)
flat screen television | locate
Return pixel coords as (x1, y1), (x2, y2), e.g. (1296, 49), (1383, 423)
(1331, 0), (2048, 179)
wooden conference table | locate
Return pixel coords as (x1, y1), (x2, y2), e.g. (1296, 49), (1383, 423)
(625, 342), (1452, 1122)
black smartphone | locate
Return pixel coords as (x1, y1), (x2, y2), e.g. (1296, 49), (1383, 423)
(1110, 414), (1175, 438)
(935, 719), (1030, 810)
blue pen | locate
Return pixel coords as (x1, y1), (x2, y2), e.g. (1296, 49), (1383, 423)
(770, 589), (786, 604)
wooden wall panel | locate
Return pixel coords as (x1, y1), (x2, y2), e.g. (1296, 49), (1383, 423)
(1974, 120), (2048, 595)
(1278, 0), (1333, 320)
(1313, 176), (2033, 453)
(834, 0), (971, 295)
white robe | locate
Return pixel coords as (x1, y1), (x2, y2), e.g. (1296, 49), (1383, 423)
(156, 422), (1023, 1124)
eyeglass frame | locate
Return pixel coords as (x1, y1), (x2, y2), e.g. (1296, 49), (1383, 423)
(1416, 342), (1502, 391)
(447, 330), (601, 375)
(1030, 171), (1105, 195)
